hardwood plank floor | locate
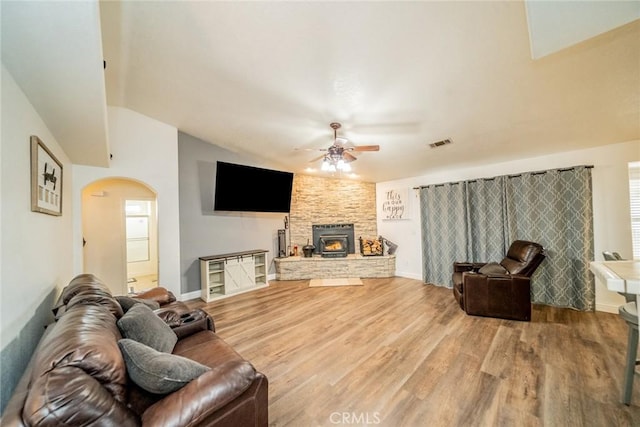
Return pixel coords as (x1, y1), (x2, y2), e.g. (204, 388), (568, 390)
(185, 277), (640, 426)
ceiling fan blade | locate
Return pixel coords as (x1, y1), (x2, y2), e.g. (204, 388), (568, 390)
(343, 152), (358, 162)
(309, 153), (327, 163)
(351, 145), (380, 152)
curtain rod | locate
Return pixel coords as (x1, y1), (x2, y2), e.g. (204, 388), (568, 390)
(412, 165), (594, 190)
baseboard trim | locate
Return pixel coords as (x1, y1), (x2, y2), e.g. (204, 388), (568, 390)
(595, 303), (620, 314)
(395, 271), (423, 281)
(180, 290), (201, 302)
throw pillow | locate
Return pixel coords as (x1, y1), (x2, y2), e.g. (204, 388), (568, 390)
(478, 262), (509, 275)
(118, 338), (210, 394)
(117, 304), (177, 353)
(115, 296), (161, 312)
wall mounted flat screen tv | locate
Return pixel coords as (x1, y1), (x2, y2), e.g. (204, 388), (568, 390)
(214, 161), (294, 213)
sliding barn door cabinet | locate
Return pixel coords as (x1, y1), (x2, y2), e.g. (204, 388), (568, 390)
(199, 250), (268, 302)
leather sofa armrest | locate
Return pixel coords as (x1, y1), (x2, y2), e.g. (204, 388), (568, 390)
(134, 287), (176, 306)
(142, 360), (256, 426)
(155, 306), (189, 325)
(155, 308), (215, 336)
(172, 310), (216, 338)
(453, 262), (486, 273)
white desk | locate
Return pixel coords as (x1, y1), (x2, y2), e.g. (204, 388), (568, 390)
(589, 261), (640, 298)
(590, 260), (640, 405)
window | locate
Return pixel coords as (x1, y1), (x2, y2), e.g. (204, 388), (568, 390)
(125, 200), (151, 263)
(629, 162), (640, 260)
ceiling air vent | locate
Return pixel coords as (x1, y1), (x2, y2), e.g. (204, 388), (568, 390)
(429, 138), (452, 148)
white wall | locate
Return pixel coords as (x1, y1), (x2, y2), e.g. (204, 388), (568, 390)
(73, 107), (182, 299)
(377, 140), (640, 313)
(1, 65), (74, 344)
(1, 65), (74, 409)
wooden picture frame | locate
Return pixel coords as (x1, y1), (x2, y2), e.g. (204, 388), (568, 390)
(30, 135), (63, 216)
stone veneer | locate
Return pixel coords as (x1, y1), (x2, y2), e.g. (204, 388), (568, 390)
(274, 254), (396, 280)
(289, 174), (377, 251)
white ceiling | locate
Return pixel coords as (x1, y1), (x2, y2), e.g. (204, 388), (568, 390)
(3, 1), (639, 182)
(1, 0), (110, 167)
(525, 0), (640, 58)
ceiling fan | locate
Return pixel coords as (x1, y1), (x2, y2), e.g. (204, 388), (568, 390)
(309, 123), (380, 172)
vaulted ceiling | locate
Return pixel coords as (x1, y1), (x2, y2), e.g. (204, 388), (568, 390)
(3, 1), (639, 183)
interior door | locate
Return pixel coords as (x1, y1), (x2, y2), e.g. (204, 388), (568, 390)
(82, 191), (127, 295)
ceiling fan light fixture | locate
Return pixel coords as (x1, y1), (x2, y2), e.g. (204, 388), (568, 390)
(336, 159), (348, 171)
(313, 122), (380, 174)
(321, 157), (336, 172)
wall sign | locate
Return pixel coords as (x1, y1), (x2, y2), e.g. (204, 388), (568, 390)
(382, 188), (409, 220)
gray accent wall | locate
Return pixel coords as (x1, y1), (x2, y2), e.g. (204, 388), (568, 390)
(0, 289), (56, 412)
(178, 132), (381, 295)
(178, 132), (289, 294)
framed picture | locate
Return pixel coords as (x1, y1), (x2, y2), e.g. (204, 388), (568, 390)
(31, 135), (63, 216)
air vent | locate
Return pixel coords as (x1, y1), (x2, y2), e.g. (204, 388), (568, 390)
(429, 138), (452, 148)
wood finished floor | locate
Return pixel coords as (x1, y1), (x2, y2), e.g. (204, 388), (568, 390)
(185, 277), (640, 427)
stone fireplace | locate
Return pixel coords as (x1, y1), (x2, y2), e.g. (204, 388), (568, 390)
(312, 223), (355, 257)
(287, 174), (378, 259)
(274, 175), (395, 280)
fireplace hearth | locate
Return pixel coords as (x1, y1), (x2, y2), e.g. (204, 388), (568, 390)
(312, 223), (355, 257)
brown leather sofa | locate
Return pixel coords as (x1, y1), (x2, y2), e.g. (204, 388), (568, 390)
(2, 274), (268, 426)
(452, 240), (545, 321)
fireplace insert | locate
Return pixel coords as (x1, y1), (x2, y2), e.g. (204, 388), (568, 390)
(319, 234), (349, 258)
(312, 223), (355, 256)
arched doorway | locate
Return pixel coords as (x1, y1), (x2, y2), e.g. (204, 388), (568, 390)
(82, 178), (158, 296)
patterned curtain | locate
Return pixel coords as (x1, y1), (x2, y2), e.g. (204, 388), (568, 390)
(466, 177), (508, 262)
(504, 167), (594, 310)
(420, 182), (469, 287)
(419, 166), (594, 311)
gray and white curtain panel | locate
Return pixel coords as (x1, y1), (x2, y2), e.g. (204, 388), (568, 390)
(419, 165), (594, 311)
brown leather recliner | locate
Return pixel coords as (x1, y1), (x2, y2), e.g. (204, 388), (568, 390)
(452, 240), (545, 321)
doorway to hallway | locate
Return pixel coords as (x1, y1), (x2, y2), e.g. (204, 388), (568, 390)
(82, 178), (158, 296)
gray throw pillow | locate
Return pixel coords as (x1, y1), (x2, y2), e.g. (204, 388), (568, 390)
(116, 295), (161, 312)
(117, 304), (177, 353)
(118, 338), (210, 394)
(478, 262), (509, 275)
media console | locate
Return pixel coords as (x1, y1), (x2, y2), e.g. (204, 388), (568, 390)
(200, 249), (268, 302)
(274, 254), (396, 280)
